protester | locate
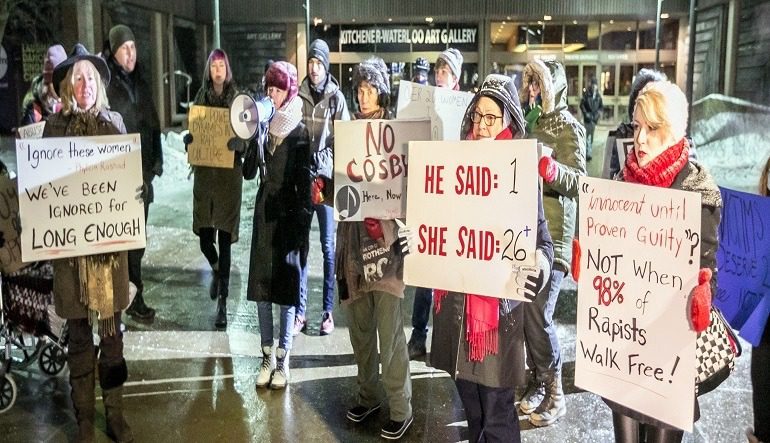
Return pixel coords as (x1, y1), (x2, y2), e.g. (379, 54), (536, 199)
(43, 43), (134, 442)
(579, 77), (603, 161)
(247, 61), (312, 390)
(20, 44), (66, 125)
(434, 48), (463, 90)
(411, 57), (429, 85)
(748, 156), (770, 443)
(518, 59), (586, 427)
(425, 73), (553, 443)
(596, 80), (722, 443)
(296, 38), (350, 336)
(406, 49), (464, 359)
(339, 57), (413, 441)
(103, 24), (162, 321)
(188, 48), (241, 329)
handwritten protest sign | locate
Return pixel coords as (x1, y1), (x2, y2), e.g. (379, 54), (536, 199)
(0, 175), (24, 273)
(187, 105), (235, 168)
(403, 139), (538, 300)
(575, 176), (701, 431)
(16, 134), (146, 261)
(714, 187), (770, 346)
(333, 119), (431, 221)
(396, 81), (473, 141)
(17, 122), (46, 139)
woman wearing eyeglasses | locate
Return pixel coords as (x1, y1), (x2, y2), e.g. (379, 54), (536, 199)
(427, 74), (554, 443)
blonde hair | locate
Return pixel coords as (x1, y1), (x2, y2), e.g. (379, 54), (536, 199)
(59, 60), (110, 114)
(760, 156), (770, 196)
(634, 80), (688, 141)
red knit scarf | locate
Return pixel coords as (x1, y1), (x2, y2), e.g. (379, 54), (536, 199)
(623, 138), (689, 187)
(433, 127), (515, 362)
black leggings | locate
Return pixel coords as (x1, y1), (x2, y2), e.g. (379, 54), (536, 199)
(612, 412), (684, 443)
(199, 228), (232, 280)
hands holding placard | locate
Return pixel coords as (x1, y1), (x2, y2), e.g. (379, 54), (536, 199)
(513, 249), (550, 301)
(395, 219), (414, 256)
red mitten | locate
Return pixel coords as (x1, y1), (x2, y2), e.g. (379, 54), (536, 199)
(690, 268), (713, 333)
(571, 238), (582, 281)
(364, 218), (384, 240)
(311, 177), (325, 205)
(538, 156), (558, 183)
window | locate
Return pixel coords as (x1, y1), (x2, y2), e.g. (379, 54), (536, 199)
(601, 21), (637, 50)
(639, 19), (679, 50)
(564, 22), (599, 50)
(619, 64), (635, 96)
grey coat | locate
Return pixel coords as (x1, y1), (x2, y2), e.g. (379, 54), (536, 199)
(298, 75), (350, 180)
(43, 111), (131, 319)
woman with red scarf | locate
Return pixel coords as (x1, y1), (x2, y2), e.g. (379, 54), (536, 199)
(427, 74), (554, 443)
(599, 80), (722, 442)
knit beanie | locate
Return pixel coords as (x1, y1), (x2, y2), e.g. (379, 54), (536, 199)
(414, 57), (429, 73)
(353, 57), (390, 96)
(43, 44), (66, 83)
(265, 61), (299, 104)
(308, 39), (330, 72)
(109, 24), (135, 54)
(438, 48), (463, 79)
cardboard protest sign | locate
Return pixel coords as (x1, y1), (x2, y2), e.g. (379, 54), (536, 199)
(616, 138), (633, 171)
(187, 105), (235, 168)
(403, 139), (539, 300)
(396, 81), (473, 141)
(714, 186), (770, 346)
(600, 136), (633, 179)
(0, 175), (24, 274)
(16, 134), (146, 261)
(17, 121), (46, 139)
(333, 119), (431, 221)
(575, 176), (701, 432)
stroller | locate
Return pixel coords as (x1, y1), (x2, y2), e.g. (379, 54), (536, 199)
(0, 262), (67, 413)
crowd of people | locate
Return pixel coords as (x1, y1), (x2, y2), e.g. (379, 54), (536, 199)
(12, 24), (767, 443)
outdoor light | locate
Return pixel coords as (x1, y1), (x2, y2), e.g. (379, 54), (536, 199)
(313, 17), (323, 26)
(661, 13), (670, 18)
(425, 17), (433, 23)
(544, 15), (552, 21)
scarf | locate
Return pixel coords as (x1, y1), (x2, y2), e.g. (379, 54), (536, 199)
(434, 127), (515, 362)
(355, 107), (387, 120)
(67, 109), (121, 336)
(623, 137), (689, 188)
(268, 95), (303, 141)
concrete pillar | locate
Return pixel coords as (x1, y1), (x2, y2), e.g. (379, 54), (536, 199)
(297, 23), (307, 80)
(724, 0), (740, 96)
(152, 12), (166, 128)
(76, 0), (95, 52)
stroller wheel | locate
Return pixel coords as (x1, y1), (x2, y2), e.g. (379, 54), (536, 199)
(38, 343), (66, 376)
(9, 333), (43, 369)
(0, 373), (17, 413)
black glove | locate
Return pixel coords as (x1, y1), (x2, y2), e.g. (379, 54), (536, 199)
(227, 137), (247, 153)
(183, 133), (194, 145)
(135, 184), (147, 203)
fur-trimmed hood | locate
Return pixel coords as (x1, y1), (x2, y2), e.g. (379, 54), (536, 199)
(519, 59), (569, 115)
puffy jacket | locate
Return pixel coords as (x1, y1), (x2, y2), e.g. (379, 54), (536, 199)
(298, 75), (350, 180)
(520, 59), (587, 273)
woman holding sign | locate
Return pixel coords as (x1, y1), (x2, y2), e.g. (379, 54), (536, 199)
(337, 57), (414, 441)
(42, 43), (133, 442)
(246, 61), (312, 390)
(423, 74), (554, 443)
(189, 48), (242, 329)
(603, 80), (722, 442)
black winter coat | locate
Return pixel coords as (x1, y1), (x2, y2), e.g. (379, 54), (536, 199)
(246, 124), (313, 306)
(106, 58), (163, 188)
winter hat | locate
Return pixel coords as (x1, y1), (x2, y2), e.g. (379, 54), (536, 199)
(265, 61), (299, 104)
(628, 68), (667, 121)
(353, 57), (390, 108)
(43, 44), (66, 83)
(53, 43), (111, 95)
(437, 48), (463, 78)
(109, 24), (135, 54)
(308, 39), (330, 72)
(462, 74), (526, 139)
(414, 57), (429, 73)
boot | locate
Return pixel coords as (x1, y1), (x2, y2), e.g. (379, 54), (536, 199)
(271, 348), (290, 389)
(215, 295), (227, 328)
(103, 387), (134, 442)
(519, 378), (545, 415)
(529, 374), (566, 427)
(70, 370), (96, 442)
(125, 291), (156, 320)
(255, 346), (274, 388)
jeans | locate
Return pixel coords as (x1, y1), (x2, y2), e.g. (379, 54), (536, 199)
(298, 203), (336, 316)
(523, 269), (565, 382)
(257, 302), (295, 350)
(410, 287), (433, 342)
(455, 379), (521, 443)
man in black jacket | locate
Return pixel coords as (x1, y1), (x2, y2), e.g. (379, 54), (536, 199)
(105, 24), (162, 320)
(579, 78), (603, 161)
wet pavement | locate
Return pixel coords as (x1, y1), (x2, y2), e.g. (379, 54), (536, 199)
(0, 128), (755, 442)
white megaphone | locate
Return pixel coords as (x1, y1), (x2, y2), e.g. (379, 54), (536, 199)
(229, 93), (275, 140)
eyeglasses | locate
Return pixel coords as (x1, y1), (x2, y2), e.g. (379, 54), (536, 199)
(470, 111), (503, 126)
